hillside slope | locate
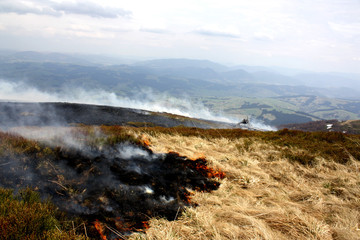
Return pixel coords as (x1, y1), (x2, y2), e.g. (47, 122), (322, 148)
(1, 125), (359, 239)
(280, 119), (360, 134)
(200, 96), (360, 126)
(130, 127), (360, 240)
(0, 102), (234, 129)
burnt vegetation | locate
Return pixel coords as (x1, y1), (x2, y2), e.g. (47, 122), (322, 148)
(0, 126), (225, 239)
(1, 125), (360, 239)
(0, 102), (233, 129)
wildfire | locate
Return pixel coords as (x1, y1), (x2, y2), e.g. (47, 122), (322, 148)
(180, 186), (193, 204)
(1, 132), (225, 239)
(141, 221), (150, 230)
(141, 134), (151, 146)
(94, 219), (107, 240)
(182, 152), (226, 180)
(88, 150), (224, 238)
(193, 162), (226, 179)
(181, 152), (226, 180)
(113, 217), (143, 232)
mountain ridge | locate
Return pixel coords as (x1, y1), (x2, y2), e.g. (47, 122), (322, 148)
(1, 51), (360, 125)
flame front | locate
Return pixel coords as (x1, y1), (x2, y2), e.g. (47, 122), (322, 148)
(94, 219), (107, 240)
(141, 134), (151, 146)
(0, 129), (225, 238)
(194, 162), (226, 179)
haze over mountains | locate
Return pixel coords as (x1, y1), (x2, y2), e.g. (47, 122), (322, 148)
(1, 50), (360, 126)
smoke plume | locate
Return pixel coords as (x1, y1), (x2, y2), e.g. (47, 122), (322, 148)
(0, 79), (276, 130)
(0, 80), (234, 122)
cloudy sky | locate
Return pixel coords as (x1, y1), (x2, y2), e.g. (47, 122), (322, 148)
(0, 0), (359, 73)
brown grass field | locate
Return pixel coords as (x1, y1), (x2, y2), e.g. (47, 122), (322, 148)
(1, 126), (360, 240)
(128, 127), (360, 240)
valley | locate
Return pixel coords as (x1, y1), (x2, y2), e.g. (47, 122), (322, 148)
(1, 51), (360, 126)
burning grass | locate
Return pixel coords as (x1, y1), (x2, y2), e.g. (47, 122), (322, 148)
(1, 125), (360, 239)
(0, 127), (225, 239)
(128, 127), (360, 240)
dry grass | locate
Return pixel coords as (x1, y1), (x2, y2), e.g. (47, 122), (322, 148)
(128, 129), (360, 240)
(2, 126), (359, 239)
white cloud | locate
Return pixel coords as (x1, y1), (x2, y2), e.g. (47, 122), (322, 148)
(0, 0), (61, 16)
(0, 0), (359, 73)
(192, 25), (242, 39)
(139, 28), (170, 34)
(0, 0), (131, 18)
(253, 32), (275, 41)
(328, 22), (360, 36)
(52, 1), (131, 19)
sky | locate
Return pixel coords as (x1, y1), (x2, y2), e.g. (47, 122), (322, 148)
(0, 0), (359, 73)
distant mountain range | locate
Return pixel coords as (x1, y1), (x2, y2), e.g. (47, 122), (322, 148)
(0, 51), (360, 125)
(200, 95), (360, 126)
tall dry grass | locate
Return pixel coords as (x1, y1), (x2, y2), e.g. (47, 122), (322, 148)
(2, 126), (359, 239)
(128, 128), (360, 240)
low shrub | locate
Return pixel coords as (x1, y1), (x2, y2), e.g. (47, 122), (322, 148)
(283, 150), (317, 166)
(0, 188), (86, 240)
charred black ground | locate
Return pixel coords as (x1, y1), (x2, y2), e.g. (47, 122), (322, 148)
(0, 101), (234, 129)
(0, 133), (224, 238)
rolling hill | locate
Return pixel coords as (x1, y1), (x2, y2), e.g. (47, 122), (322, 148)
(0, 102), (234, 130)
(1, 51), (360, 126)
(279, 119), (360, 134)
(199, 96), (360, 126)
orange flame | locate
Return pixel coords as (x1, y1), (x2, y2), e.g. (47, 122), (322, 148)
(136, 221), (150, 232)
(194, 163), (226, 179)
(169, 151), (226, 180)
(114, 217), (150, 233)
(94, 219), (107, 240)
(183, 190), (193, 204)
(141, 134), (151, 147)
(187, 153), (226, 179)
(142, 221), (150, 229)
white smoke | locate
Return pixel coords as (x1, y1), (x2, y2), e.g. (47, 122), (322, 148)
(248, 118), (277, 131)
(0, 80), (235, 122)
(117, 144), (153, 160)
(9, 126), (90, 149)
(0, 79), (277, 130)
(64, 87), (236, 123)
(0, 81), (56, 102)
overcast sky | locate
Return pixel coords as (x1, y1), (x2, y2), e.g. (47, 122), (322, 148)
(0, 0), (359, 73)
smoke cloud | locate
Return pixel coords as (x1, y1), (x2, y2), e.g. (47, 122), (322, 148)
(248, 118), (277, 131)
(0, 79), (276, 130)
(0, 81), (57, 102)
(0, 79), (234, 122)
